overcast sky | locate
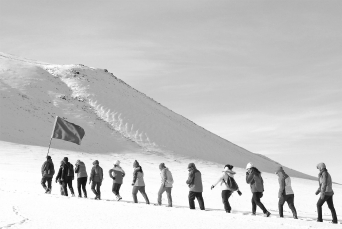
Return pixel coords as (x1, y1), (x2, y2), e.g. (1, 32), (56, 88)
(1, 0), (341, 182)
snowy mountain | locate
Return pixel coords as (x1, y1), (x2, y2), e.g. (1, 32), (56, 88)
(0, 52), (313, 179)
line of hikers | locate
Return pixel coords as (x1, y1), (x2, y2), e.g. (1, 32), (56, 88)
(41, 156), (338, 224)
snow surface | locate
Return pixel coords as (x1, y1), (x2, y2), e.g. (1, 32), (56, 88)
(0, 141), (341, 229)
(0, 53), (341, 228)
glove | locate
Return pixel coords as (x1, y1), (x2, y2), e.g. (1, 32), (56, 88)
(320, 192), (325, 200)
(132, 183), (134, 186)
(112, 177), (116, 180)
(211, 185), (215, 190)
(315, 190), (320, 195)
(237, 190), (242, 196)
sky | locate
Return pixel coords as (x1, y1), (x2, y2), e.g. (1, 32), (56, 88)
(0, 0), (342, 182)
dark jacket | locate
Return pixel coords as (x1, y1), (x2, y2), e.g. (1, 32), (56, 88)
(61, 162), (74, 180)
(246, 168), (264, 193)
(186, 164), (203, 192)
(41, 159), (55, 178)
(55, 163), (67, 182)
(90, 165), (103, 183)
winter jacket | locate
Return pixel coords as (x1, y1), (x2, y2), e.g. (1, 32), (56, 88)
(276, 168), (294, 197)
(246, 168), (264, 193)
(90, 165), (103, 183)
(109, 165), (125, 184)
(61, 161), (74, 180)
(186, 165), (203, 192)
(160, 167), (173, 188)
(41, 159), (55, 178)
(316, 163), (334, 196)
(55, 164), (66, 182)
(213, 170), (236, 191)
(75, 161), (87, 178)
(132, 166), (145, 186)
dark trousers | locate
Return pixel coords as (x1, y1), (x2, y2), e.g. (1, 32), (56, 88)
(41, 177), (52, 191)
(112, 183), (122, 196)
(252, 192), (267, 214)
(222, 190), (232, 212)
(189, 191), (205, 210)
(279, 194), (297, 217)
(132, 186), (150, 204)
(77, 177), (87, 197)
(317, 195), (338, 222)
(91, 181), (101, 198)
(157, 185), (172, 206)
(62, 177), (74, 196)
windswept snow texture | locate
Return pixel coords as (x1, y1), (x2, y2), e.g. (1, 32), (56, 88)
(0, 52), (313, 179)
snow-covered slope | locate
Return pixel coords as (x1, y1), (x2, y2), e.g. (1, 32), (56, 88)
(0, 52), (313, 179)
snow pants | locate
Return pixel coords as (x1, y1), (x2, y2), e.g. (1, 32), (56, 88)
(132, 186), (150, 204)
(317, 195), (338, 223)
(157, 185), (172, 206)
(251, 192), (267, 214)
(278, 194), (297, 218)
(221, 190), (232, 212)
(189, 191), (205, 210)
(41, 177), (52, 191)
(77, 177), (87, 197)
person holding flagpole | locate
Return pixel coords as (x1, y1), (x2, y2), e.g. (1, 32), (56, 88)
(41, 156), (55, 194)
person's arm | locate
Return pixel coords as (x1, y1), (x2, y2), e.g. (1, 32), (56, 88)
(75, 164), (79, 173)
(246, 171), (254, 184)
(320, 172), (328, 199)
(132, 168), (139, 184)
(212, 173), (224, 189)
(89, 167), (94, 184)
(278, 175), (285, 198)
(161, 169), (167, 186)
(109, 169), (115, 180)
(186, 170), (195, 186)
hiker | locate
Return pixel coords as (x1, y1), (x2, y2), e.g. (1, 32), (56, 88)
(75, 160), (88, 198)
(275, 166), (298, 219)
(55, 161), (66, 195)
(186, 163), (205, 210)
(157, 163), (174, 207)
(246, 162), (271, 217)
(89, 160), (103, 200)
(315, 163), (338, 224)
(109, 160), (125, 201)
(211, 164), (242, 213)
(132, 160), (150, 204)
(63, 157), (75, 197)
(41, 155), (55, 194)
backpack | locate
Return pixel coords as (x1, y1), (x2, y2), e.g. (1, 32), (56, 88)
(166, 169), (174, 184)
(223, 174), (238, 191)
(67, 163), (74, 177)
(47, 163), (55, 176)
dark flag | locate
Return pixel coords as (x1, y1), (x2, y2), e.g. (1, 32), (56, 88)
(51, 116), (85, 145)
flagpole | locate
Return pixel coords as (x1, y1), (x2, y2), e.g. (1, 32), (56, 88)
(47, 116), (59, 156)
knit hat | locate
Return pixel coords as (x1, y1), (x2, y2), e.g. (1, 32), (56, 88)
(114, 160), (120, 166)
(93, 160), (99, 165)
(63, 157), (68, 163)
(159, 163), (166, 170)
(46, 156), (51, 160)
(317, 163), (326, 170)
(76, 160), (81, 164)
(246, 162), (253, 170)
(224, 164), (233, 170)
(133, 160), (140, 168)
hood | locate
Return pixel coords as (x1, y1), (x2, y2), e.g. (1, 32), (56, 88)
(187, 163), (196, 170)
(275, 166), (284, 174)
(76, 160), (84, 166)
(133, 160), (140, 168)
(317, 163), (326, 170)
(159, 163), (166, 170)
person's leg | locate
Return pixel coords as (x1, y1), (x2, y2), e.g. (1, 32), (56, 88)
(91, 181), (98, 198)
(226, 191), (232, 213)
(112, 183), (116, 195)
(132, 186), (139, 203)
(77, 178), (82, 196)
(116, 184), (122, 197)
(47, 178), (52, 192)
(316, 196), (326, 222)
(81, 177), (87, 197)
(97, 182), (101, 199)
(222, 190), (230, 212)
(157, 185), (166, 205)
(286, 194), (298, 219)
(188, 191), (196, 209)
(251, 194), (257, 214)
(278, 195), (286, 217)
(67, 179), (75, 195)
(41, 177), (48, 191)
(253, 192), (268, 214)
(165, 187), (172, 207)
(195, 192), (205, 210)
(62, 181), (68, 196)
(326, 195), (338, 223)
(139, 186), (150, 204)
